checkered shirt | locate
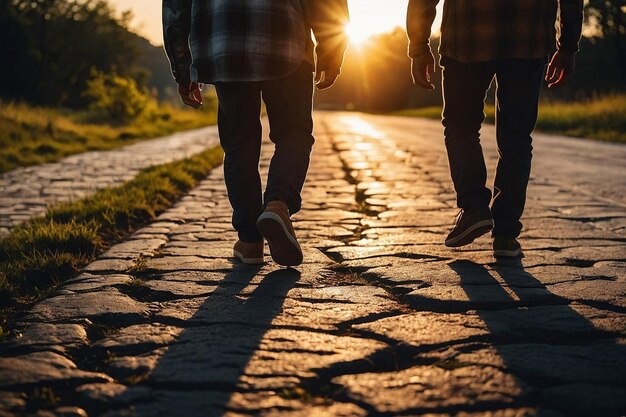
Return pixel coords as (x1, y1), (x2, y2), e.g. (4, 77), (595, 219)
(407, 0), (584, 63)
(163, 0), (349, 84)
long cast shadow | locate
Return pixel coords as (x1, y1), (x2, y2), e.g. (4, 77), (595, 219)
(450, 259), (625, 415)
(117, 264), (300, 416)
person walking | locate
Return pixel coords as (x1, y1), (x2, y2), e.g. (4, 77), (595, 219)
(407, 0), (583, 258)
(163, 0), (349, 266)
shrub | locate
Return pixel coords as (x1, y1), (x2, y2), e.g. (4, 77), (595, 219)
(84, 70), (150, 124)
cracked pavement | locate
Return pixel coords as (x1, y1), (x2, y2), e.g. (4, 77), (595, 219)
(0, 112), (625, 416)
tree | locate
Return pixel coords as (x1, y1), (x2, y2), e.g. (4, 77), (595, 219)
(0, 0), (142, 106)
(585, 0), (626, 70)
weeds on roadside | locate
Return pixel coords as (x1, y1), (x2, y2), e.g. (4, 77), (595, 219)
(394, 94), (626, 143)
(0, 99), (217, 174)
(0, 146), (224, 308)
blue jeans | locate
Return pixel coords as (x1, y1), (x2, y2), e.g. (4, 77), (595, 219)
(215, 62), (314, 243)
(441, 56), (546, 238)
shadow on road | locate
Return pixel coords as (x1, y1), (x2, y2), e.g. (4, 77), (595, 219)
(450, 259), (624, 415)
(122, 263), (300, 416)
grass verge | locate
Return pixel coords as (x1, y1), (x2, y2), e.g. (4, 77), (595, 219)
(0, 100), (217, 174)
(0, 146), (223, 325)
(394, 94), (626, 143)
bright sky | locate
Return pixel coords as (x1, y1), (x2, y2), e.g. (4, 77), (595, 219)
(109, 0), (442, 46)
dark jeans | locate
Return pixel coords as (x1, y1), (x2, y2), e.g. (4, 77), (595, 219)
(215, 62), (314, 243)
(441, 55), (546, 238)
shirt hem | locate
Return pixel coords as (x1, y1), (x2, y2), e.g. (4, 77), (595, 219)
(438, 49), (550, 64)
(192, 57), (313, 85)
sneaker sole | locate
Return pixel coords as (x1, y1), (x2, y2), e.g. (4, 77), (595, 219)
(233, 250), (264, 265)
(493, 248), (524, 258)
(445, 219), (494, 248)
(257, 212), (303, 267)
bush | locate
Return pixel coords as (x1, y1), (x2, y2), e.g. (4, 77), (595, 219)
(84, 70), (150, 123)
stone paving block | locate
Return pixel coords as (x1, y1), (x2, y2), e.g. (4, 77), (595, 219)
(0, 352), (112, 389)
(142, 279), (218, 297)
(144, 256), (234, 272)
(546, 279), (626, 308)
(0, 392), (26, 412)
(62, 274), (135, 293)
(106, 350), (166, 380)
(3, 323), (88, 354)
(158, 241), (237, 257)
(333, 365), (525, 414)
(76, 383), (152, 407)
(93, 324), (182, 355)
(272, 287), (403, 331)
(82, 259), (135, 273)
(100, 239), (167, 260)
(354, 311), (491, 346)
(26, 288), (148, 324)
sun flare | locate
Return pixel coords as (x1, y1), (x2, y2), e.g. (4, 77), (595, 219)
(345, 0), (408, 45)
(346, 23), (373, 44)
(344, 0), (443, 47)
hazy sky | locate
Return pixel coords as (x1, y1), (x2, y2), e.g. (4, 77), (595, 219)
(109, 0), (442, 46)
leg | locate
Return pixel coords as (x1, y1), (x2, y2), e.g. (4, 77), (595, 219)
(214, 82), (264, 243)
(260, 62), (315, 215)
(492, 58), (545, 238)
(441, 56), (496, 212)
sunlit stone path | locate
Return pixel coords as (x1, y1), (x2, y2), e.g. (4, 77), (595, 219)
(1, 112), (625, 416)
(0, 126), (219, 235)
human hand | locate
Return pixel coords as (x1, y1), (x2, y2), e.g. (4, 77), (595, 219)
(411, 51), (436, 90)
(546, 51), (575, 89)
(178, 82), (203, 108)
(315, 69), (340, 90)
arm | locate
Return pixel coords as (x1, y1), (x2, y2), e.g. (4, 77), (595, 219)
(309, 0), (350, 89)
(162, 0), (202, 107)
(557, 0), (584, 55)
(546, 0), (583, 88)
(163, 0), (192, 84)
(407, 0), (440, 89)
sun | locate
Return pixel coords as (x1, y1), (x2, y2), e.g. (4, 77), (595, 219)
(346, 22), (374, 45)
(344, 1), (443, 47)
(344, 0), (410, 46)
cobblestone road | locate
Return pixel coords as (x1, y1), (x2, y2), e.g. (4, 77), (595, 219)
(1, 113), (625, 416)
(0, 126), (219, 235)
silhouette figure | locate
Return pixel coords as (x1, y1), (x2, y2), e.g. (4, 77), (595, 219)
(407, 0), (584, 258)
(163, 0), (349, 266)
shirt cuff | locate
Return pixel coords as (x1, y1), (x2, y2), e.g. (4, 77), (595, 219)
(408, 42), (432, 60)
(557, 40), (579, 55)
(173, 65), (192, 84)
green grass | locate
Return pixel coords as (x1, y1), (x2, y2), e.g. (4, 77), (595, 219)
(394, 94), (626, 143)
(0, 100), (217, 174)
(0, 146), (224, 312)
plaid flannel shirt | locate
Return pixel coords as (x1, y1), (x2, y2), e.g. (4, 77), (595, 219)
(163, 0), (349, 84)
(407, 0), (583, 63)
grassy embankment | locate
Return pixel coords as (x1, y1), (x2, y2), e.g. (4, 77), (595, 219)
(395, 94), (626, 143)
(0, 100), (217, 174)
(0, 146), (224, 332)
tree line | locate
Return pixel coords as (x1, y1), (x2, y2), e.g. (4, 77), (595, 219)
(0, 0), (173, 108)
(0, 0), (623, 112)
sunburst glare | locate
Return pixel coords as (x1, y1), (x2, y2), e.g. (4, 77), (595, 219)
(345, 0), (442, 45)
